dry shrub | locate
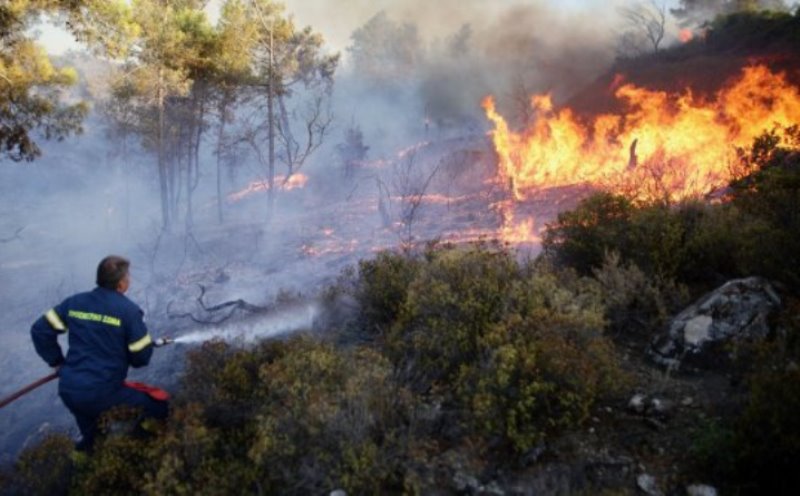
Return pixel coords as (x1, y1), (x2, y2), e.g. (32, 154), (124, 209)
(593, 251), (688, 336)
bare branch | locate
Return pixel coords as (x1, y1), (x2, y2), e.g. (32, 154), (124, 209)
(275, 93), (332, 181)
(391, 151), (442, 247)
(618, 0), (667, 55)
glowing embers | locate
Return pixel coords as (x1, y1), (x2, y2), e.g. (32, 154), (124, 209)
(227, 174), (309, 203)
(483, 65), (800, 203)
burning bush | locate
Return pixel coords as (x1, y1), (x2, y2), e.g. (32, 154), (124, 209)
(544, 128), (800, 294)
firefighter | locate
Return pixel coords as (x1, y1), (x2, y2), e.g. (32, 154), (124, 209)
(30, 255), (168, 451)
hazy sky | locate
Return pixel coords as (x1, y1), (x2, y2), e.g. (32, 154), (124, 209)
(36, 0), (682, 56)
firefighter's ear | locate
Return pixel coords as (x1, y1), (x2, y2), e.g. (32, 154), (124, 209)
(117, 273), (130, 293)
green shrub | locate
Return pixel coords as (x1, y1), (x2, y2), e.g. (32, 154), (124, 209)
(543, 193), (691, 281)
(1, 434), (73, 496)
(72, 435), (153, 495)
(689, 419), (737, 482)
(386, 247), (520, 390)
(692, 366), (800, 495)
(676, 203), (746, 285)
(379, 245), (623, 453)
(245, 338), (415, 494)
(732, 367), (800, 494)
(63, 337), (419, 495)
(730, 127), (800, 289)
(691, 299), (800, 494)
(542, 193), (635, 276)
(354, 251), (420, 336)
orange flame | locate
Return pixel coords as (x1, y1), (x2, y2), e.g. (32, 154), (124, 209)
(679, 28), (694, 43)
(499, 208), (538, 245)
(483, 65), (800, 203)
(227, 174), (309, 202)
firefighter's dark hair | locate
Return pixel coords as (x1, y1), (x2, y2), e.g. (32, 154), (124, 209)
(97, 255), (130, 290)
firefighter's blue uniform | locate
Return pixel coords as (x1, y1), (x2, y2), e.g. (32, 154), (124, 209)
(31, 286), (168, 449)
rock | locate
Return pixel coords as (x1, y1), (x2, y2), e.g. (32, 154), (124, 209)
(483, 481), (506, 495)
(683, 315), (713, 346)
(628, 393), (647, 414)
(627, 394), (672, 419)
(649, 397), (674, 418)
(686, 483), (718, 496)
(681, 396), (694, 407)
(637, 473), (663, 496)
(651, 277), (781, 369)
(329, 490), (347, 496)
(453, 471), (481, 493)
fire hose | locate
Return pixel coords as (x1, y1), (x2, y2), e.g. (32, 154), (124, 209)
(0, 337), (174, 410)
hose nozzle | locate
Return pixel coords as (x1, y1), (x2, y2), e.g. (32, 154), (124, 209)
(154, 337), (175, 347)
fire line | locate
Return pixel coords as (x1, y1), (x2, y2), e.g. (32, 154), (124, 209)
(483, 65), (800, 204)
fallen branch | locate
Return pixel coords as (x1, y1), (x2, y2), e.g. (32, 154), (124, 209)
(167, 284), (270, 325)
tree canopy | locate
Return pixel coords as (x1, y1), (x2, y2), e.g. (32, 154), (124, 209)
(0, 0), (90, 161)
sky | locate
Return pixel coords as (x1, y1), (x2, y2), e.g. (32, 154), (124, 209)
(36, 0), (683, 56)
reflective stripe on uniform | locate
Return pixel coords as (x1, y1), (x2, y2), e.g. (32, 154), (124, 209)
(45, 309), (67, 332)
(67, 310), (121, 327)
(128, 334), (152, 352)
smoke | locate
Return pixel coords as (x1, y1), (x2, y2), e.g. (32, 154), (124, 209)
(284, 0), (622, 54)
(317, 0), (625, 159)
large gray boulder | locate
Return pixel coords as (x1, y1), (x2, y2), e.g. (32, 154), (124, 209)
(650, 277), (781, 369)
